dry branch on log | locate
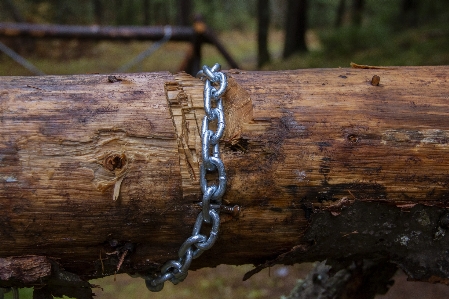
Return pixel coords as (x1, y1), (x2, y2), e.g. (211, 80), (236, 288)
(1, 66), (449, 297)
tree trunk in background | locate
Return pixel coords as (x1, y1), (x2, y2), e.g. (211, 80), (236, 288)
(3, 0), (25, 23)
(178, 0), (192, 26)
(401, 0), (419, 27)
(114, 0), (124, 25)
(93, 0), (103, 25)
(143, 0), (151, 25)
(351, 0), (364, 26)
(115, 0), (138, 25)
(1, 67), (449, 297)
(335, 0), (346, 28)
(282, 0), (308, 59)
(257, 0), (271, 68)
(154, 1), (168, 25)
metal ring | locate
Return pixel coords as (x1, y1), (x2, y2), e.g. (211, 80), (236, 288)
(201, 129), (217, 172)
(203, 82), (213, 118)
(145, 278), (164, 292)
(211, 72), (227, 98)
(178, 234), (206, 259)
(180, 248), (194, 274)
(194, 209), (220, 251)
(196, 70), (205, 80)
(212, 143), (220, 158)
(201, 114), (209, 138)
(207, 157), (227, 200)
(199, 157), (226, 201)
(190, 214), (206, 259)
(211, 63), (221, 72)
(192, 247), (204, 259)
(161, 260), (182, 274)
(201, 128), (211, 169)
(145, 272), (173, 292)
(209, 107), (225, 145)
(203, 65), (218, 82)
(202, 187), (215, 223)
(200, 163), (218, 195)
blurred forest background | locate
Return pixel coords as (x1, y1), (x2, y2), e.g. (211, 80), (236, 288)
(1, 0), (449, 298)
(0, 0), (448, 76)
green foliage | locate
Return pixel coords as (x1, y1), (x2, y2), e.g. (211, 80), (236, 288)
(320, 23), (393, 57)
(194, 0), (257, 31)
(1, 288), (33, 299)
(269, 0), (449, 70)
(308, 0), (339, 28)
(268, 23), (449, 70)
(0, 0), (259, 29)
(21, 0), (94, 24)
(53, 0), (94, 24)
(2, 0), (449, 31)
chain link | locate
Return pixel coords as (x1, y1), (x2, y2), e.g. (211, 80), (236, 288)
(145, 63), (227, 292)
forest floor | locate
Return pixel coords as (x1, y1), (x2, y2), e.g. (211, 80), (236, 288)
(7, 264), (449, 298)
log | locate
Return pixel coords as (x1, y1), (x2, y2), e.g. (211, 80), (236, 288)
(1, 66), (449, 295)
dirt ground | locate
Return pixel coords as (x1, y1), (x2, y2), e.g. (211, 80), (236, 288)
(90, 263), (449, 299)
(377, 270), (449, 299)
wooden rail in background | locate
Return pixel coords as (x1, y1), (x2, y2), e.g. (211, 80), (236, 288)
(0, 22), (239, 74)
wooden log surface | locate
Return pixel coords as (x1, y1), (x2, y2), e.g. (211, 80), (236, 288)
(1, 66), (449, 291)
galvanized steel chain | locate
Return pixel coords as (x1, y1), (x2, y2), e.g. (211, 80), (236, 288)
(145, 63), (228, 292)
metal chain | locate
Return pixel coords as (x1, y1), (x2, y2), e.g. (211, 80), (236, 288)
(145, 63), (228, 292)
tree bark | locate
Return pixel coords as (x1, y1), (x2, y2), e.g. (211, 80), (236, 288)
(283, 0), (308, 59)
(1, 67), (449, 294)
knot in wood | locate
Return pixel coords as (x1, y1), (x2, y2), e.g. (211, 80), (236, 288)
(347, 134), (360, 143)
(104, 153), (126, 171)
(371, 75), (380, 86)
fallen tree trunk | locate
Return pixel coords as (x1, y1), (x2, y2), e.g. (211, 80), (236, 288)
(1, 66), (449, 295)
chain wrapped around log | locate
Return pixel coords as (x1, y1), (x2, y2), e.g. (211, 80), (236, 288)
(1, 66), (449, 297)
